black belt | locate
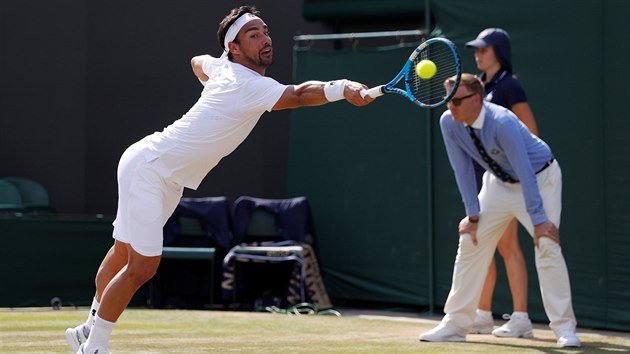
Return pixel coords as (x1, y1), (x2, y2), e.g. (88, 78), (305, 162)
(535, 158), (555, 174)
(504, 158), (555, 184)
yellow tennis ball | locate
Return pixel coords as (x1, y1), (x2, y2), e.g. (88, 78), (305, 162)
(416, 59), (437, 79)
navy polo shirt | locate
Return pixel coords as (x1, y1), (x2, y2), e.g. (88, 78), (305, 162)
(479, 69), (528, 109)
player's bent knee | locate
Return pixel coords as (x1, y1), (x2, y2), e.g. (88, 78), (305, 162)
(126, 258), (160, 285)
(126, 267), (158, 285)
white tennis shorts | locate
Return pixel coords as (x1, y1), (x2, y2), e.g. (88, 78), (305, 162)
(112, 140), (183, 257)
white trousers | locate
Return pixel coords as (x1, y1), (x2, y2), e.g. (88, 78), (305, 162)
(442, 160), (577, 336)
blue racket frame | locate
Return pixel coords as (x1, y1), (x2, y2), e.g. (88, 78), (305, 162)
(379, 38), (461, 108)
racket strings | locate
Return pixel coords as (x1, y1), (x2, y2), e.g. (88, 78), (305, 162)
(408, 42), (459, 105)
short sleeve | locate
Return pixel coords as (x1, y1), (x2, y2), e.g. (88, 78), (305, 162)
(500, 78), (528, 108)
(201, 55), (220, 77)
(240, 76), (288, 113)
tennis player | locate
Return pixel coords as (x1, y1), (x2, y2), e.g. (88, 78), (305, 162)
(65, 5), (373, 354)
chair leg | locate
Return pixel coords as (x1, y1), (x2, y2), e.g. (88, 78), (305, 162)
(209, 261), (214, 306)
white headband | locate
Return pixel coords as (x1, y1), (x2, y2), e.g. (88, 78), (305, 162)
(222, 13), (264, 58)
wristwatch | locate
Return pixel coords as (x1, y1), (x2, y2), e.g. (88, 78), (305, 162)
(468, 216), (480, 223)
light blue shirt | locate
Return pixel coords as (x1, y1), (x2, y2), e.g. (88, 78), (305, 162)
(439, 102), (554, 225)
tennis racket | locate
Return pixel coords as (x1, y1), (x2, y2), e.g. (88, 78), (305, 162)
(360, 37), (462, 108)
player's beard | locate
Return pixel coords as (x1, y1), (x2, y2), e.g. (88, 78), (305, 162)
(243, 46), (273, 68)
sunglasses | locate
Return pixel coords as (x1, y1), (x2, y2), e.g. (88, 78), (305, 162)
(449, 93), (476, 106)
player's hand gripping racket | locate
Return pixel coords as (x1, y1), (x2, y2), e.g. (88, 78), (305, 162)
(360, 38), (462, 108)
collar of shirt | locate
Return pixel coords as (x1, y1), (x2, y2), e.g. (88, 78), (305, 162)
(480, 68), (509, 87)
(466, 105), (486, 130)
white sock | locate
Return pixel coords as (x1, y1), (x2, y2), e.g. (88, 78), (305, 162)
(476, 309), (492, 319)
(511, 311), (529, 320)
(83, 297), (100, 337)
(83, 314), (115, 350)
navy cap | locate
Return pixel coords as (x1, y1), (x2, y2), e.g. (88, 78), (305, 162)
(466, 28), (513, 73)
(465, 28), (510, 48)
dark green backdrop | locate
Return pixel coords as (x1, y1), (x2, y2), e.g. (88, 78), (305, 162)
(288, 0), (629, 332)
(289, 45), (433, 306)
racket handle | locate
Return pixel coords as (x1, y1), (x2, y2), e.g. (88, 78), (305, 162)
(360, 85), (384, 98)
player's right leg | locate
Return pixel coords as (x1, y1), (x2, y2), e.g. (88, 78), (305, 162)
(66, 242), (129, 351)
(79, 241), (161, 353)
(80, 141), (182, 353)
(65, 141), (142, 353)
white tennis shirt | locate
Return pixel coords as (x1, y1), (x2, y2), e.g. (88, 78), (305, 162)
(141, 55), (288, 189)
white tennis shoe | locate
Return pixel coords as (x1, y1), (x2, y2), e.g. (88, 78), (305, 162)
(65, 324), (88, 352)
(492, 314), (533, 338)
(470, 312), (494, 334)
(77, 343), (111, 354)
(557, 330), (581, 348)
(419, 323), (465, 342)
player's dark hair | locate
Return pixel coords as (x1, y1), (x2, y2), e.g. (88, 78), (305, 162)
(217, 5), (261, 61)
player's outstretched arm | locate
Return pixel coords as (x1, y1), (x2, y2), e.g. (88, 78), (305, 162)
(273, 80), (373, 110)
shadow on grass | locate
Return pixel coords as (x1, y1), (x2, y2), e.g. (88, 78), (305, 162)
(466, 337), (630, 354)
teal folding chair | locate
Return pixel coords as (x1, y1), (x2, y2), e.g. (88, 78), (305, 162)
(0, 180), (24, 213)
(2, 177), (55, 214)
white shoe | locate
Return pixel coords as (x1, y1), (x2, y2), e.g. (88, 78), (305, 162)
(470, 313), (494, 334)
(492, 314), (533, 338)
(557, 330), (581, 348)
(77, 343), (111, 354)
(65, 324), (88, 352)
(419, 323), (465, 342)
